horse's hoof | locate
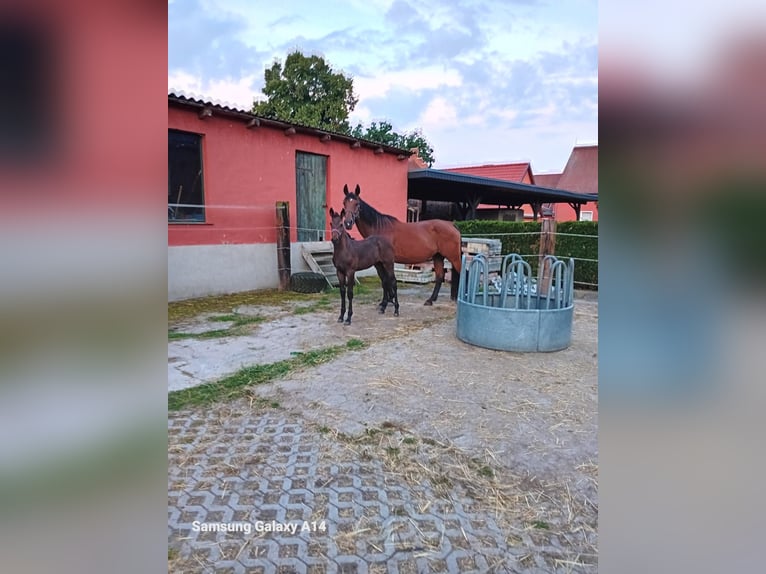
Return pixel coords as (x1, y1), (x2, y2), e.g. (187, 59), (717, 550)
(344, 320), (351, 326)
(378, 308), (385, 314)
(394, 311), (399, 317)
(337, 318), (344, 323)
(424, 300), (433, 306)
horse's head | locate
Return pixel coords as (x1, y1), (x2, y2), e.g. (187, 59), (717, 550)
(328, 207), (346, 241)
(342, 184), (362, 230)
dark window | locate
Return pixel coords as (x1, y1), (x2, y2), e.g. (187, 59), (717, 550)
(168, 130), (205, 222)
(0, 19), (55, 164)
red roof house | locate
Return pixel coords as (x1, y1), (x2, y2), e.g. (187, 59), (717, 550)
(551, 145), (598, 221)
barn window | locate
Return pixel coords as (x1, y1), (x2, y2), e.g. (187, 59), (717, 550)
(168, 129), (205, 222)
(580, 210), (593, 221)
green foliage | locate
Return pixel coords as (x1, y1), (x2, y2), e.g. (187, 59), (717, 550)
(454, 220), (598, 289)
(555, 221), (598, 288)
(350, 120), (435, 166)
(252, 51), (358, 132)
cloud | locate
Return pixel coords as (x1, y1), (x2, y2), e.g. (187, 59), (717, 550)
(168, 0), (268, 81)
(417, 96), (459, 129)
(383, 0), (486, 66)
(168, 0), (597, 169)
(354, 67), (462, 100)
(351, 88), (434, 130)
(349, 104), (373, 125)
(168, 71), (261, 110)
(268, 14), (304, 28)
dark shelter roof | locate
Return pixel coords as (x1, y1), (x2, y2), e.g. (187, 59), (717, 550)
(408, 168), (597, 207)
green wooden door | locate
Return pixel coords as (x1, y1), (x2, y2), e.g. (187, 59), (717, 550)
(295, 152), (327, 242)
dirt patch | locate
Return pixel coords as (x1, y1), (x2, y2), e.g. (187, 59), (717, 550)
(168, 283), (455, 392)
(255, 297), (598, 492)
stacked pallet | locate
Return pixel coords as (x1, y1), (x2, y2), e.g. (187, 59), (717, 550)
(461, 238), (502, 272)
(394, 263), (434, 284)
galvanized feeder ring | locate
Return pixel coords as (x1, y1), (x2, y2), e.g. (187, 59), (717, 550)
(456, 253), (575, 352)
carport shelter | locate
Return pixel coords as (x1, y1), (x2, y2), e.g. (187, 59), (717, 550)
(408, 168), (598, 220)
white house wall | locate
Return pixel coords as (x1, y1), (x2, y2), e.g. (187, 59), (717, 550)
(168, 243), (376, 301)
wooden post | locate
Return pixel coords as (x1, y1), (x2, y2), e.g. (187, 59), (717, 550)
(530, 201), (542, 221)
(466, 193), (482, 220)
(276, 201), (291, 291)
(538, 218), (556, 296)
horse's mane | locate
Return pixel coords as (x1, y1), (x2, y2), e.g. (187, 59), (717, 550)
(358, 198), (399, 229)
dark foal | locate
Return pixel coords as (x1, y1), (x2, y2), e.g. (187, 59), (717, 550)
(329, 208), (399, 325)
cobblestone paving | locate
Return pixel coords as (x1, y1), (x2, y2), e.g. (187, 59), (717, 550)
(169, 405), (597, 573)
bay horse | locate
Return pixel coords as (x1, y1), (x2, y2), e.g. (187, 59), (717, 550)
(342, 184), (462, 305)
(329, 207), (399, 325)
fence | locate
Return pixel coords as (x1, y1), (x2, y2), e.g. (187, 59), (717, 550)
(454, 220), (598, 290)
(168, 203), (599, 296)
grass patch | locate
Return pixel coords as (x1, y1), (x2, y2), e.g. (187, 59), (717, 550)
(208, 314), (239, 322)
(168, 339), (367, 411)
(169, 289), (333, 323)
(168, 314), (266, 340)
(477, 465), (494, 479)
(402, 437), (418, 445)
(168, 328), (232, 340)
(346, 338), (365, 349)
(293, 300), (333, 315)
(210, 314), (266, 326)
(532, 520), (550, 530)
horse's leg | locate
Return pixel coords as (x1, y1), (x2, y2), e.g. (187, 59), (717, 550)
(344, 272), (354, 325)
(450, 265), (459, 301)
(425, 254), (445, 305)
(447, 245), (463, 301)
(374, 262), (388, 314)
(389, 267), (399, 317)
(337, 273), (346, 323)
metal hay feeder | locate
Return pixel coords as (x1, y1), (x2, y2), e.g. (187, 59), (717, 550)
(456, 253), (575, 352)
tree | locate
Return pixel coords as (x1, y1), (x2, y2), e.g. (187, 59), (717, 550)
(351, 121), (435, 166)
(252, 51), (437, 164)
(252, 51), (358, 132)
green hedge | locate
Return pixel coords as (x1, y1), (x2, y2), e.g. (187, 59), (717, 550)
(454, 220), (598, 289)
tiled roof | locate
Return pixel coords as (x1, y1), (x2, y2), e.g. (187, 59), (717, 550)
(556, 145), (598, 194)
(168, 89), (251, 113)
(535, 173), (562, 188)
(442, 162), (532, 182)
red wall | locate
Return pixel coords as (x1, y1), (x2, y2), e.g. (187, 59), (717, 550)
(554, 201), (599, 221)
(168, 106), (409, 246)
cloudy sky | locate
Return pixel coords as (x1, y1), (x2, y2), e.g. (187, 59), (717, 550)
(168, 0), (597, 173)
